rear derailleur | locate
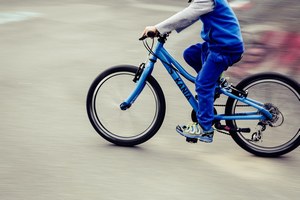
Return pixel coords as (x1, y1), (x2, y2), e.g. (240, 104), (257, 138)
(250, 122), (266, 142)
(250, 103), (284, 143)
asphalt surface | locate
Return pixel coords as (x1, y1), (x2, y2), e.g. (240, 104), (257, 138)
(0, 1), (299, 200)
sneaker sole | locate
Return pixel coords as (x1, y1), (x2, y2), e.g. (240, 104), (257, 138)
(199, 137), (213, 143)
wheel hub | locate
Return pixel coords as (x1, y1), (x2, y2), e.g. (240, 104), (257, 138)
(262, 103), (284, 127)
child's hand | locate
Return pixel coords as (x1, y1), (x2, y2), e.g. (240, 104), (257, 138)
(141, 26), (158, 38)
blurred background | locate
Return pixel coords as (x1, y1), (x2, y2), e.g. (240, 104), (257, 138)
(0, 1), (299, 200)
(228, 0), (300, 79)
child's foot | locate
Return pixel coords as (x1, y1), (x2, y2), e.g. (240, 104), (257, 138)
(176, 122), (214, 143)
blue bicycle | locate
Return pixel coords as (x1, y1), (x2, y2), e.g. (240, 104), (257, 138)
(86, 33), (300, 157)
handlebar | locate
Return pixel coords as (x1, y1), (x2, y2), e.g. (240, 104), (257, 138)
(139, 31), (157, 41)
(139, 31), (171, 42)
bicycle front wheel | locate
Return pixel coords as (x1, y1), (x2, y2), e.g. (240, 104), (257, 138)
(86, 65), (166, 146)
(225, 73), (300, 157)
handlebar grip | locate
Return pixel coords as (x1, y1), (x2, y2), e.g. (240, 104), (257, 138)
(139, 31), (157, 41)
(147, 31), (156, 38)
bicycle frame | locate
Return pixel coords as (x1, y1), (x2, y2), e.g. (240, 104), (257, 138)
(122, 37), (272, 122)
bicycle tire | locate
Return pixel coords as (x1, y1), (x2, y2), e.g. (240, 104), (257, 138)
(86, 65), (166, 146)
(225, 73), (300, 157)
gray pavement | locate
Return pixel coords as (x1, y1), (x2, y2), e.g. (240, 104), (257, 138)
(0, 1), (299, 200)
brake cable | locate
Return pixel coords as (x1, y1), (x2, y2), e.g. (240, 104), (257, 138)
(142, 38), (179, 73)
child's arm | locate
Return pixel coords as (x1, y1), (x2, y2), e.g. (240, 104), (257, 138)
(155, 0), (214, 34)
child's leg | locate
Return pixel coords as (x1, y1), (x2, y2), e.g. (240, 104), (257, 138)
(196, 51), (243, 130)
(176, 51), (243, 141)
(195, 51), (227, 131)
(183, 43), (203, 73)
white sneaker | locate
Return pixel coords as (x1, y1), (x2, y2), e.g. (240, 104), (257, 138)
(176, 122), (214, 143)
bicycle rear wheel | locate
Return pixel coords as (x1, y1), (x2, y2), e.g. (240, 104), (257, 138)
(86, 65), (166, 146)
(225, 73), (300, 157)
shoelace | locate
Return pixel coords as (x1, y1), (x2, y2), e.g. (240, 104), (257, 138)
(183, 122), (201, 134)
(183, 122), (198, 130)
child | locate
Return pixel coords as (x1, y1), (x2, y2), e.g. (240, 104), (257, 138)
(141, 0), (244, 143)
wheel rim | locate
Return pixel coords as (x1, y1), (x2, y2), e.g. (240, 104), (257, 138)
(231, 78), (300, 153)
(90, 71), (161, 141)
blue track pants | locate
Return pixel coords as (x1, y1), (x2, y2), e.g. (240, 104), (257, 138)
(183, 42), (242, 131)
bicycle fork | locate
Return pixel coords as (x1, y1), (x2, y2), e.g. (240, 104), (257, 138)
(120, 59), (156, 110)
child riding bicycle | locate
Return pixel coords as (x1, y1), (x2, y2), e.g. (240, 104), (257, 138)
(141, 0), (244, 143)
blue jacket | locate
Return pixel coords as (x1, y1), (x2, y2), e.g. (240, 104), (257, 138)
(155, 0), (244, 54)
(200, 0), (244, 53)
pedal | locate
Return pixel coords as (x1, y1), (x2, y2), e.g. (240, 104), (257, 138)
(186, 137), (198, 144)
(214, 121), (251, 134)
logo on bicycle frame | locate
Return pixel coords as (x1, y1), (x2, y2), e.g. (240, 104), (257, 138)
(168, 65), (193, 100)
(175, 78), (192, 100)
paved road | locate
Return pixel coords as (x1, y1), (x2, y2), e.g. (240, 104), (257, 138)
(0, 1), (299, 200)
